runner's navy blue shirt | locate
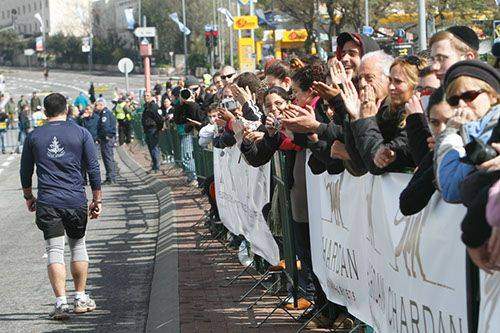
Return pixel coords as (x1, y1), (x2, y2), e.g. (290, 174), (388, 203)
(20, 120), (101, 209)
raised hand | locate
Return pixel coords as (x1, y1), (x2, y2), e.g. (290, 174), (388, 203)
(329, 58), (348, 86)
(359, 84), (378, 119)
(405, 92), (424, 116)
(230, 84), (254, 106)
(339, 80), (361, 120)
(281, 104), (319, 133)
(312, 81), (341, 101)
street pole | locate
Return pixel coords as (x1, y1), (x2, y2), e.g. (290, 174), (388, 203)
(144, 56), (151, 92)
(138, 0), (142, 27)
(228, 0), (234, 67)
(182, 0), (188, 75)
(212, 0), (217, 72)
(89, 34), (93, 76)
(418, 0), (427, 51)
(249, 0), (255, 69)
(125, 63), (130, 93)
(236, 1), (241, 39)
(42, 3), (47, 70)
(364, 0), (369, 27)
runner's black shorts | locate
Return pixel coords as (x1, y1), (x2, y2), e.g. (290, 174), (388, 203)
(35, 204), (88, 240)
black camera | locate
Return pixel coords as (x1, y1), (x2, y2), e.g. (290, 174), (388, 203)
(461, 137), (498, 165)
(180, 88), (192, 100)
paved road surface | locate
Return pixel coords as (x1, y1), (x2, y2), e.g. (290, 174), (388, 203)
(0, 151), (159, 332)
(0, 67), (162, 101)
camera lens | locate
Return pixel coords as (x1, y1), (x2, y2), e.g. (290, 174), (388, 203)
(180, 89), (191, 100)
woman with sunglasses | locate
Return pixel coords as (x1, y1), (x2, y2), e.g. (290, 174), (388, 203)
(434, 60), (500, 203)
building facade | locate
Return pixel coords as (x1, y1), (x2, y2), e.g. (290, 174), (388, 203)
(92, 0), (139, 47)
(0, 0), (90, 37)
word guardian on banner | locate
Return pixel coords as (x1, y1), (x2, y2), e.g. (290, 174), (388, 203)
(35, 36), (44, 52)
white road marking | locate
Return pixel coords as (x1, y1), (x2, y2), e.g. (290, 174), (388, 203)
(1, 162), (9, 167)
(7, 155), (15, 161)
(0, 169), (3, 175)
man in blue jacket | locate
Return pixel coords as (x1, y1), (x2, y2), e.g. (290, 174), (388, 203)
(20, 93), (102, 320)
(95, 98), (117, 184)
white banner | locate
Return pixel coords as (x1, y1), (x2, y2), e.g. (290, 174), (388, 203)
(214, 146), (279, 266)
(306, 169), (471, 332)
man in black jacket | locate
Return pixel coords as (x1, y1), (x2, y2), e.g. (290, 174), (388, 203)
(142, 91), (164, 173)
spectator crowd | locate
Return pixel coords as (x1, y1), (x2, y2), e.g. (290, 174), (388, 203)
(140, 25), (500, 330)
(2, 23), (498, 330)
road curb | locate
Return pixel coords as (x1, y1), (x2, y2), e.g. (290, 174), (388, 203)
(117, 147), (180, 333)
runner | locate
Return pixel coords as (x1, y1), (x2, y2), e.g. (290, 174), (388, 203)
(20, 92), (102, 320)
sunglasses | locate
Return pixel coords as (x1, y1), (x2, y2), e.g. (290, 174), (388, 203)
(447, 89), (486, 107)
(221, 73), (235, 80)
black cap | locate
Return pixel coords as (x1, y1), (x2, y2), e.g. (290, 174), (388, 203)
(444, 60), (500, 93)
(446, 26), (479, 51)
(172, 86), (181, 98)
(336, 32), (380, 58)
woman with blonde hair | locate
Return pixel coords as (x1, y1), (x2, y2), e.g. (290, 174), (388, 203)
(345, 54), (426, 174)
(434, 60), (499, 203)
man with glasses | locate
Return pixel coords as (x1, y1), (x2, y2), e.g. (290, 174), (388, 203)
(220, 65), (237, 86)
(429, 26), (479, 83)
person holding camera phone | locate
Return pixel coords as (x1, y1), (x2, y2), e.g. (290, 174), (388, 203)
(20, 93), (102, 320)
(173, 75), (208, 185)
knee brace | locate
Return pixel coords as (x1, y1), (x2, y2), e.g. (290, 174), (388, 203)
(45, 236), (65, 266)
(68, 237), (89, 262)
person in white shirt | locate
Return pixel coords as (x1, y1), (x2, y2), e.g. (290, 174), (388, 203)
(198, 104), (219, 148)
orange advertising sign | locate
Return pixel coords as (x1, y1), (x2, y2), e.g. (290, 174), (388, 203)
(233, 15), (259, 30)
(282, 29), (308, 42)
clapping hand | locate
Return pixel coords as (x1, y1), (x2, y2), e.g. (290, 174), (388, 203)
(339, 80), (361, 120)
(230, 84), (255, 106)
(330, 140), (350, 160)
(281, 104), (319, 133)
(359, 84), (378, 119)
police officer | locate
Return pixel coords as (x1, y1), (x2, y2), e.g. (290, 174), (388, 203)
(95, 98), (117, 184)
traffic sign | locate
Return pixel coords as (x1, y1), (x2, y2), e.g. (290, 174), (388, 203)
(118, 57), (134, 74)
(362, 26), (374, 36)
(82, 37), (91, 53)
(24, 49), (35, 56)
(134, 27), (156, 38)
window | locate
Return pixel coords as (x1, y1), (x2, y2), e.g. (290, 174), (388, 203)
(1, 11), (4, 20)
(28, 4), (31, 12)
(34, 2), (37, 11)
(23, 5), (25, 14)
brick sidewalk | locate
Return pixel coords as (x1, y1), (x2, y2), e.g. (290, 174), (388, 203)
(125, 143), (329, 333)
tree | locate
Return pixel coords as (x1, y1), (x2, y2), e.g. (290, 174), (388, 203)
(0, 30), (27, 63)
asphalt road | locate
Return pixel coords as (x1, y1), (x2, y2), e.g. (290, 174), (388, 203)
(0, 149), (158, 331)
(0, 67), (162, 102)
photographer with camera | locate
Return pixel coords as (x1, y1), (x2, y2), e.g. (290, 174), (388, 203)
(173, 75), (208, 185)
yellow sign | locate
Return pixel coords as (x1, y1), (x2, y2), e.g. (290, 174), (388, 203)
(282, 29), (308, 43)
(233, 15), (258, 30)
(237, 37), (256, 72)
(0, 122), (7, 129)
(95, 85), (109, 93)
